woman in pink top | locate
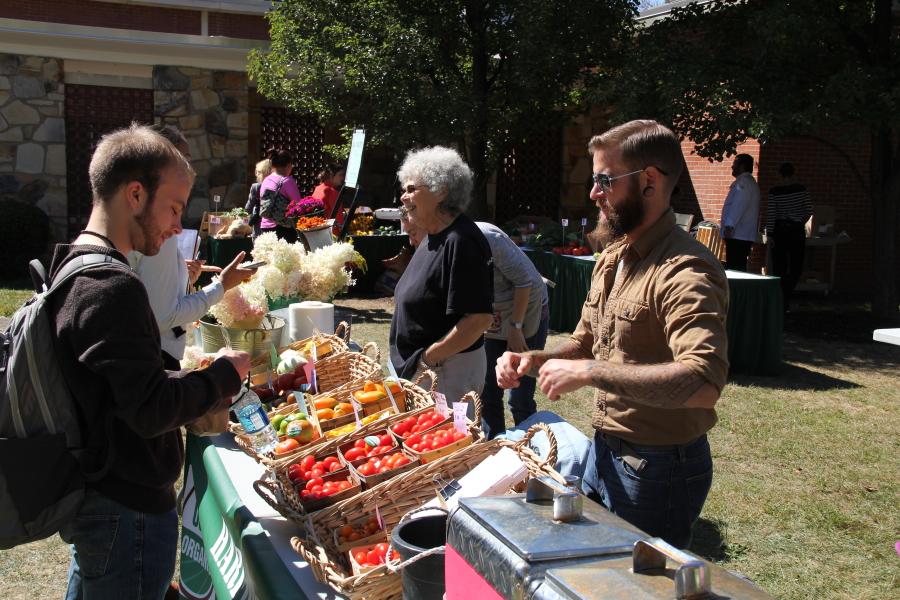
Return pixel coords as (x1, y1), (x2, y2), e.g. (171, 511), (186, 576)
(260, 148), (302, 243)
(312, 163), (346, 225)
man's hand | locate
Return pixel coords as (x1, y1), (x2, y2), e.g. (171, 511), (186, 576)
(537, 359), (593, 401)
(496, 351), (533, 389)
(185, 259), (205, 285)
(218, 251), (257, 291)
(506, 327), (529, 353)
(215, 348), (251, 380)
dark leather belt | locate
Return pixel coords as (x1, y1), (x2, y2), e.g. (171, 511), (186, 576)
(600, 433), (698, 472)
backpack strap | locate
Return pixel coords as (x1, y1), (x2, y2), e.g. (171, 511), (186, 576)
(29, 259), (49, 293)
(46, 253), (131, 297)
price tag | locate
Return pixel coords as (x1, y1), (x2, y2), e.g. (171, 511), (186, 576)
(302, 358), (317, 395)
(383, 378), (400, 413)
(375, 503), (384, 530)
(433, 392), (449, 417)
(269, 343), (279, 371)
(452, 402), (468, 434)
(293, 391), (308, 416)
(351, 399), (363, 429)
(581, 217), (588, 226)
(561, 218), (569, 227)
(210, 216), (221, 225)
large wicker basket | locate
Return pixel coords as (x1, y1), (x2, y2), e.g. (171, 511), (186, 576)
(237, 370), (438, 469)
(290, 423), (563, 600)
(247, 321), (351, 374)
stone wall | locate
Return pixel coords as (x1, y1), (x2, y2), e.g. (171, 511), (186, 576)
(0, 54), (66, 241)
(153, 66), (249, 227)
(560, 105), (608, 219)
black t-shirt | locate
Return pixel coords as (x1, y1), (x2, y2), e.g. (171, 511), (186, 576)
(390, 215), (493, 379)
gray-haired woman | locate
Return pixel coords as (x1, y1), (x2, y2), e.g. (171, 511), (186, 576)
(389, 146), (494, 404)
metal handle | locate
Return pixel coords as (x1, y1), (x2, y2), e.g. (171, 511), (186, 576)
(525, 476), (583, 523)
(633, 537), (711, 599)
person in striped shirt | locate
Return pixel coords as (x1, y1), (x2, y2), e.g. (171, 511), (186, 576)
(766, 162), (813, 310)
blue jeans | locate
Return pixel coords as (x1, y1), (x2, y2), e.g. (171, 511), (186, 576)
(582, 432), (713, 548)
(60, 489), (178, 600)
(481, 312), (550, 439)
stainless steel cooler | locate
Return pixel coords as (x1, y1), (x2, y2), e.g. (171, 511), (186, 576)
(446, 477), (771, 599)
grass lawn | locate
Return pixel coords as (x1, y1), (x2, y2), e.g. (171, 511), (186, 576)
(1, 290), (898, 599)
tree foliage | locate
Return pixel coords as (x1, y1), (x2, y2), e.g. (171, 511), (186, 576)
(249, 0), (637, 216)
(598, 0), (900, 319)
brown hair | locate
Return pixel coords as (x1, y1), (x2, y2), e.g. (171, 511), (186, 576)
(267, 147), (293, 168)
(588, 120), (684, 184)
(317, 163), (345, 183)
(734, 153), (754, 173)
(89, 122), (194, 205)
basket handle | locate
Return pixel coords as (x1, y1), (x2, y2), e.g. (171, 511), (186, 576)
(458, 390), (483, 425)
(513, 422), (558, 469)
(361, 341), (380, 363)
(334, 321), (351, 343)
(253, 479), (290, 515)
(413, 368), (438, 393)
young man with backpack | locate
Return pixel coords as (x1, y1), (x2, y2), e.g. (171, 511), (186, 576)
(4, 123), (251, 598)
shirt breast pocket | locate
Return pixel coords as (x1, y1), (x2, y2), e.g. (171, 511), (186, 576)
(612, 298), (649, 352)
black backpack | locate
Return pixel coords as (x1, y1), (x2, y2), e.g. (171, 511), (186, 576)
(0, 253), (127, 549)
(259, 176), (295, 228)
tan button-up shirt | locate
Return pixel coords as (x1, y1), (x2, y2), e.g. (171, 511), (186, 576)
(571, 210), (729, 445)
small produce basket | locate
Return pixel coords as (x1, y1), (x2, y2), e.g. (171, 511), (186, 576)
(290, 423), (563, 600)
(247, 321), (351, 374)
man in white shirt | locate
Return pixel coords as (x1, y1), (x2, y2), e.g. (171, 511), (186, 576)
(720, 153), (760, 271)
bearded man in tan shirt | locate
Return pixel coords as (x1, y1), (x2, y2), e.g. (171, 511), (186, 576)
(497, 120), (729, 548)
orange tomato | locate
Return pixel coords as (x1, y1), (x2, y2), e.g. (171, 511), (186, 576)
(274, 438), (300, 455)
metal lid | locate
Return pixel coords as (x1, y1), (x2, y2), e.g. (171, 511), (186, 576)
(457, 495), (644, 562)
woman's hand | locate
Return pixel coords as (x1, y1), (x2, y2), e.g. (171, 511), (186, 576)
(507, 327), (529, 353)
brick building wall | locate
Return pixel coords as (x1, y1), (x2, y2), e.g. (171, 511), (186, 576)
(0, 0), (200, 35)
(674, 132), (872, 292)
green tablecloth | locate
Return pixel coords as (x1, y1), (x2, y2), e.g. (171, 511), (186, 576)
(523, 249), (783, 375)
(205, 236), (254, 269)
(348, 233), (410, 292)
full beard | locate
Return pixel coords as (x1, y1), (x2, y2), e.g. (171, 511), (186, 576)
(589, 181), (645, 249)
(134, 202), (163, 256)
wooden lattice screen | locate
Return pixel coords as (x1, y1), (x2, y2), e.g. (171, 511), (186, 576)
(494, 127), (563, 224)
(259, 106), (325, 196)
(64, 84), (154, 239)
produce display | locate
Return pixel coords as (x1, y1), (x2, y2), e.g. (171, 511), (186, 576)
(351, 543), (399, 569)
(295, 215), (328, 231)
(299, 476), (354, 502)
(551, 240), (594, 256)
(337, 517), (381, 545)
(389, 410), (447, 439)
(341, 435), (396, 463)
(287, 454), (345, 483)
(404, 425), (469, 453)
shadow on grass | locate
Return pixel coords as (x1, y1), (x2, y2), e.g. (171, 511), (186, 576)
(690, 517), (749, 563)
(342, 307), (393, 325)
(729, 362), (861, 392)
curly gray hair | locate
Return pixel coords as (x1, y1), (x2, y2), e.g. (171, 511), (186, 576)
(397, 146), (473, 216)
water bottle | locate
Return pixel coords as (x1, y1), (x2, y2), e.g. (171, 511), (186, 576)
(232, 386), (278, 454)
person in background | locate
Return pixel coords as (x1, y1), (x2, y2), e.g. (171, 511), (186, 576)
(720, 153), (760, 271)
(132, 124), (257, 370)
(389, 146), (494, 405)
(48, 123), (250, 598)
(476, 221), (550, 439)
(313, 163), (347, 225)
(497, 120), (729, 548)
(245, 158), (273, 238)
(766, 162), (813, 311)
(260, 148), (301, 243)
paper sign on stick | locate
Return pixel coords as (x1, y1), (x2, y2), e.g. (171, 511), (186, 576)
(433, 392), (449, 417)
(452, 402), (467, 434)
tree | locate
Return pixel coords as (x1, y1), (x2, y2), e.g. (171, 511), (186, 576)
(249, 0), (636, 218)
(598, 0), (900, 321)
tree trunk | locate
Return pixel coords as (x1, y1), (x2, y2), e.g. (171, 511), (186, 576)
(869, 128), (900, 323)
(465, 0), (490, 220)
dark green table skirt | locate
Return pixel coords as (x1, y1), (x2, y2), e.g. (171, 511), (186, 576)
(523, 249), (782, 375)
(348, 234), (410, 292)
(205, 236), (254, 268)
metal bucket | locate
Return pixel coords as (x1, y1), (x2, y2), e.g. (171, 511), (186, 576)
(198, 315), (285, 358)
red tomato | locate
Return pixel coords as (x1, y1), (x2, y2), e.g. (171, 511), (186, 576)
(430, 439), (443, 450)
(328, 462), (343, 473)
(300, 455), (316, 472)
(358, 464), (375, 476)
(310, 484), (323, 494)
(323, 456), (339, 468)
(310, 466), (325, 478)
(366, 550), (380, 565)
(354, 439), (367, 449)
(344, 447), (366, 461)
(394, 455), (410, 466)
(354, 551), (368, 565)
(374, 543), (390, 557)
(379, 434), (393, 447)
(305, 477), (324, 490)
(338, 481), (351, 491)
(407, 434), (422, 446)
(287, 464), (304, 482)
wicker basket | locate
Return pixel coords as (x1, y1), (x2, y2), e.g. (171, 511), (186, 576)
(248, 321), (351, 374)
(240, 371), (438, 470)
(289, 423), (563, 600)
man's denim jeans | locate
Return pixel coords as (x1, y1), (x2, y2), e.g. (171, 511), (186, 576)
(61, 489), (178, 600)
(481, 313), (550, 439)
(582, 431), (713, 548)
